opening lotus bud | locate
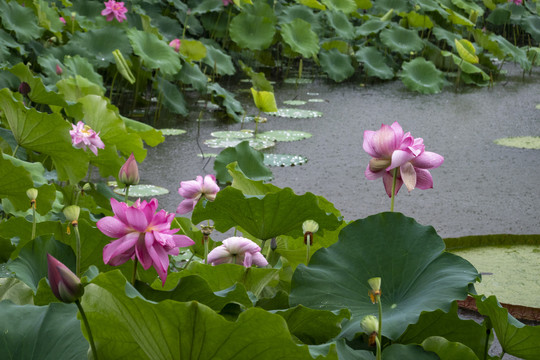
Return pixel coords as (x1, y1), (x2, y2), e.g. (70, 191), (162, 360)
(47, 254), (84, 303)
(118, 153), (139, 186)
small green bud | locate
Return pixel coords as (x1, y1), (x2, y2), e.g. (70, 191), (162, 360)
(360, 315), (379, 335)
(82, 183), (92, 192)
(26, 188), (38, 201)
(368, 277), (381, 292)
(302, 220), (319, 234)
(63, 205), (80, 223)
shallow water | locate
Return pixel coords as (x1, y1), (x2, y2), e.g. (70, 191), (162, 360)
(141, 64), (540, 240)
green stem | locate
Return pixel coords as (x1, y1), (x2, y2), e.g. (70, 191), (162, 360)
(376, 295), (383, 360)
(306, 234), (311, 265)
(483, 328), (490, 360)
(182, 252), (195, 270)
(203, 237), (209, 265)
(74, 225), (81, 278)
(109, 71), (118, 101)
(75, 300), (99, 360)
(390, 168), (397, 212)
(131, 257), (138, 286)
(31, 206), (37, 240)
(13, 144), (20, 158)
(124, 185), (130, 203)
(375, 336), (381, 360)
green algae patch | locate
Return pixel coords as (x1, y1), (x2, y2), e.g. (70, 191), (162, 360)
(494, 136), (540, 149)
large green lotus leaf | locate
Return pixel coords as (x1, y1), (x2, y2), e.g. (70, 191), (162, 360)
(398, 302), (490, 359)
(473, 295), (540, 359)
(450, 0), (484, 17)
(0, 1), (43, 43)
(0, 28), (27, 56)
(214, 141), (273, 184)
(192, 186), (342, 240)
(127, 29), (182, 76)
(56, 75), (104, 103)
(274, 305), (350, 345)
(355, 47), (394, 80)
(0, 89), (88, 183)
(8, 63), (68, 107)
(0, 278), (33, 305)
(188, 0), (223, 14)
(157, 77), (188, 116)
(207, 83), (244, 122)
(488, 34), (530, 70)
(402, 11), (434, 29)
(445, 8), (474, 26)
(278, 5), (322, 34)
(399, 57), (446, 94)
(382, 344), (438, 360)
(433, 26), (461, 48)
(228, 162), (281, 195)
(7, 235), (75, 293)
(355, 19), (389, 36)
(68, 27), (131, 68)
(321, 0), (357, 14)
(289, 212), (480, 340)
(520, 15), (540, 43)
(178, 39), (207, 63)
(326, 11), (354, 39)
(280, 18), (320, 58)
(373, 0), (411, 13)
(229, 9), (276, 50)
(82, 270), (326, 359)
(421, 336), (479, 360)
(380, 26), (424, 55)
(0, 301), (88, 359)
(0, 152), (34, 212)
(201, 41), (235, 75)
(310, 339), (375, 360)
(321, 40), (349, 53)
(64, 55), (104, 89)
(319, 49), (355, 82)
(177, 61), (208, 91)
(122, 117), (164, 147)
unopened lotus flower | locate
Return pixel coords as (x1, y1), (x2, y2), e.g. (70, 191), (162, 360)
(207, 237), (268, 267)
(70, 121), (105, 156)
(101, 0), (128, 22)
(223, 0), (234, 6)
(47, 254), (84, 303)
(97, 198), (194, 285)
(118, 153), (139, 186)
(176, 175), (220, 214)
(56, 64), (63, 75)
(59, 17), (66, 24)
(363, 122), (443, 197)
(18, 82), (31, 96)
(169, 39), (181, 53)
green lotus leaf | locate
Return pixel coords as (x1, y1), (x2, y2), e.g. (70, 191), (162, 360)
(266, 108), (322, 118)
(0, 28), (27, 56)
(402, 11), (434, 29)
(207, 83), (244, 122)
(214, 141), (273, 184)
(450, 0), (484, 17)
(264, 154), (308, 167)
(211, 131), (254, 139)
(122, 117), (164, 147)
(421, 337), (479, 360)
(298, 0), (326, 11)
(229, 3), (276, 50)
(398, 302), (489, 359)
(455, 39), (479, 64)
(0, 1), (43, 43)
(68, 27), (131, 68)
(355, 47), (394, 80)
(399, 57), (446, 94)
(494, 136), (540, 149)
(82, 270), (320, 359)
(321, 0), (357, 14)
(64, 55), (105, 90)
(326, 11), (354, 39)
(257, 130), (312, 142)
(380, 26), (424, 55)
(382, 344), (438, 360)
(193, 185), (341, 240)
(520, 15), (540, 43)
(8, 63), (68, 107)
(319, 49), (355, 82)
(289, 212), (479, 340)
(201, 42), (235, 75)
(114, 184), (170, 197)
(373, 0), (411, 14)
(0, 153), (33, 212)
(473, 295), (540, 359)
(433, 27), (461, 48)
(127, 28), (182, 76)
(251, 88), (278, 112)
(415, 0), (447, 15)
(445, 8), (474, 26)
(0, 278), (33, 305)
(227, 163), (281, 195)
(321, 40), (349, 53)
(179, 39), (207, 62)
(157, 77), (188, 116)
(56, 75), (104, 104)
(205, 137), (275, 150)
(0, 302), (88, 359)
(0, 89), (88, 183)
(189, 0), (223, 14)
(178, 61), (208, 91)
(283, 100), (307, 105)
(278, 5), (322, 34)
(280, 18), (320, 58)
(112, 49), (135, 84)
(488, 34), (530, 70)
(355, 19), (389, 36)
(441, 51), (490, 83)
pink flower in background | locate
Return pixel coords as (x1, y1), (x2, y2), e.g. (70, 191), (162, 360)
(56, 64), (63, 75)
(363, 122), (443, 196)
(118, 153), (139, 186)
(169, 39), (181, 53)
(223, 0), (234, 6)
(509, 0), (522, 4)
(101, 0), (128, 22)
(47, 254), (84, 303)
(176, 175), (220, 214)
(97, 198), (195, 286)
(207, 237), (268, 267)
(59, 17), (66, 24)
(69, 121), (105, 156)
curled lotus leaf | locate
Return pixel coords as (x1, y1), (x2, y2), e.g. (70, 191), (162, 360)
(380, 26), (424, 55)
(257, 130), (312, 142)
(266, 108), (322, 118)
(399, 57), (446, 94)
(264, 154), (308, 167)
(280, 18), (320, 58)
(355, 46), (394, 80)
(454, 39), (479, 64)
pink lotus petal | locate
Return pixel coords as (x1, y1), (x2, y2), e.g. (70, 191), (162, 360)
(412, 151), (444, 169)
(388, 150), (416, 170)
(382, 172), (403, 198)
(172, 235), (196, 248)
(97, 216), (129, 238)
(103, 232), (139, 265)
(147, 244), (170, 285)
(365, 165), (385, 180)
(176, 199), (196, 214)
(415, 168), (434, 189)
(400, 162), (417, 191)
(178, 179), (202, 198)
(125, 207), (148, 232)
(251, 252), (269, 267)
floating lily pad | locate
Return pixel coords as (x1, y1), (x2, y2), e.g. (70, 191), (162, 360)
(306, 92), (319, 96)
(204, 138), (275, 150)
(210, 131), (254, 139)
(257, 130), (312, 142)
(494, 136), (540, 150)
(264, 154), (308, 167)
(283, 100), (307, 105)
(113, 184), (169, 197)
(266, 108), (322, 118)
(159, 129), (187, 136)
(308, 98), (325, 102)
(284, 78), (313, 84)
(536, 104), (540, 110)
(197, 153), (218, 158)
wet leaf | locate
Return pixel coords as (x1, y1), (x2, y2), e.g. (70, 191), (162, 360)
(114, 184), (170, 197)
(211, 131), (254, 139)
(264, 154), (308, 167)
(380, 26), (424, 55)
(399, 57), (446, 94)
(214, 141), (273, 183)
(494, 136), (540, 150)
(257, 130), (312, 142)
(283, 100), (307, 105)
(251, 88), (278, 112)
(266, 108), (322, 118)
(204, 137), (275, 150)
(280, 18), (320, 58)
(159, 129), (187, 136)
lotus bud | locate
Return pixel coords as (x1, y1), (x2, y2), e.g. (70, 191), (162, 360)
(118, 153), (139, 186)
(27, 188), (38, 208)
(47, 254), (84, 303)
(270, 237), (277, 251)
(82, 183), (92, 192)
(59, 17), (66, 24)
(169, 39), (181, 53)
(303, 220), (318, 245)
(56, 64), (63, 75)
(18, 82), (31, 96)
(469, 10), (478, 24)
(368, 277), (382, 304)
(360, 315), (379, 335)
(63, 205), (80, 224)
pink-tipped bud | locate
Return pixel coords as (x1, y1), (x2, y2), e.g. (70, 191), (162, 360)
(56, 64), (63, 75)
(47, 254), (84, 303)
(169, 39), (181, 53)
(59, 17), (66, 24)
(118, 153), (139, 186)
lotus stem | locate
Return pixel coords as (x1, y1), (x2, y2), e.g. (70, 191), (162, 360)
(124, 185), (130, 203)
(377, 294), (382, 360)
(13, 144), (20, 158)
(109, 71), (118, 101)
(203, 237), (209, 264)
(305, 233), (311, 265)
(131, 256), (139, 286)
(75, 299), (99, 360)
(74, 224), (81, 278)
(31, 205), (37, 240)
(390, 168), (397, 212)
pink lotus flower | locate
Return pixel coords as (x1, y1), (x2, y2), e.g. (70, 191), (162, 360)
(97, 198), (195, 285)
(56, 64), (63, 75)
(176, 175), (220, 214)
(69, 121), (105, 156)
(59, 17), (66, 24)
(101, 0), (128, 22)
(509, 0), (522, 4)
(207, 237), (268, 267)
(118, 153), (139, 186)
(169, 39), (181, 53)
(47, 254), (84, 303)
(363, 122), (444, 197)
(223, 0), (234, 6)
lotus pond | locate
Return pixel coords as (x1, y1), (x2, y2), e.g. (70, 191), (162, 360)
(0, 0), (540, 359)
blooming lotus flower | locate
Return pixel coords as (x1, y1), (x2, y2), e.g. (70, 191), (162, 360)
(59, 17), (66, 24)
(176, 175), (220, 214)
(169, 39), (181, 53)
(47, 254), (84, 303)
(101, 0), (128, 22)
(207, 237), (268, 267)
(70, 121), (105, 156)
(97, 198), (194, 285)
(118, 153), (139, 186)
(363, 122), (443, 196)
